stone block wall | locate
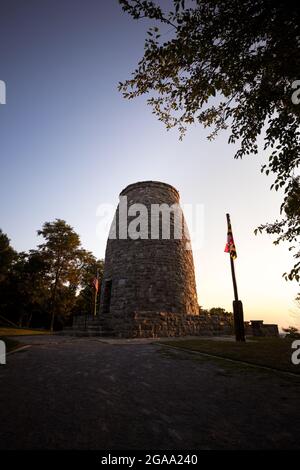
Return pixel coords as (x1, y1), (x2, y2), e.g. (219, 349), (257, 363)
(103, 311), (234, 338)
(244, 320), (279, 337)
(70, 313), (279, 338)
(100, 181), (199, 320)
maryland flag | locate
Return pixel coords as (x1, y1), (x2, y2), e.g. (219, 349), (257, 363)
(225, 214), (237, 259)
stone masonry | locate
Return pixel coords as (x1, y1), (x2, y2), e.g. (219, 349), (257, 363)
(100, 181), (198, 321)
(98, 181), (206, 337)
(109, 311), (234, 338)
(67, 180), (278, 339)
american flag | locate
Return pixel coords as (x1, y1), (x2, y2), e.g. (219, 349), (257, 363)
(92, 277), (99, 292)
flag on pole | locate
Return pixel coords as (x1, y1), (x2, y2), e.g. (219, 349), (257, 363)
(225, 216), (237, 259)
(92, 277), (99, 292)
(92, 270), (100, 317)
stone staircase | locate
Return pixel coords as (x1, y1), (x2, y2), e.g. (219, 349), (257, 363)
(60, 315), (114, 337)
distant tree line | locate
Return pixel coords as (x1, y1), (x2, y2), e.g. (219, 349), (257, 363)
(200, 307), (233, 320)
(0, 219), (103, 331)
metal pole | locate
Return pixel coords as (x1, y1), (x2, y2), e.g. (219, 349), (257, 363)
(230, 255), (239, 302)
(93, 288), (97, 317)
(226, 214), (245, 342)
(93, 269), (99, 317)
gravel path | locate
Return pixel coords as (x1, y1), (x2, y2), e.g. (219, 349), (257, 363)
(0, 335), (299, 450)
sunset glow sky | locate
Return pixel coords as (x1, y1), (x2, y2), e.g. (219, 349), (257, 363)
(0, 0), (298, 329)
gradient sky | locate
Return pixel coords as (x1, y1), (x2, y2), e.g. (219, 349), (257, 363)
(0, 0), (298, 329)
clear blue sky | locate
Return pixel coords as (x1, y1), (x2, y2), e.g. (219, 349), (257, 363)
(0, 0), (298, 329)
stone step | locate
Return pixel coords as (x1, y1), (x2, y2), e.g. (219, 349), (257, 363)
(63, 315), (114, 337)
(59, 326), (115, 337)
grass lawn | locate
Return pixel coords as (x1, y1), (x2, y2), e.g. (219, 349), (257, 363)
(0, 327), (50, 337)
(161, 337), (300, 374)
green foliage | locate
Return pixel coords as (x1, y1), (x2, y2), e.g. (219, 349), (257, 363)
(255, 177), (300, 283)
(37, 219), (102, 330)
(200, 306), (233, 317)
(0, 229), (16, 283)
(119, 0), (300, 283)
(209, 307), (232, 317)
(37, 219), (82, 287)
(0, 222), (104, 330)
(1, 250), (50, 327)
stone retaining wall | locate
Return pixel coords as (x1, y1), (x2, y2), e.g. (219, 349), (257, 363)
(105, 311), (234, 338)
(71, 314), (279, 339)
(244, 321), (279, 337)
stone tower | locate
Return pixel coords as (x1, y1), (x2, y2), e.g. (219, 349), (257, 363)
(99, 181), (199, 337)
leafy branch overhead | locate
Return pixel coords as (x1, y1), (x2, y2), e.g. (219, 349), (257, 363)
(119, 0), (300, 282)
(255, 177), (300, 283)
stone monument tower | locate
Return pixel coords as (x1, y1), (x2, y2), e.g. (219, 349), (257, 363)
(99, 181), (199, 337)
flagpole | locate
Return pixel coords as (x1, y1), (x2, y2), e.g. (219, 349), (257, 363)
(93, 269), (99, 318)
(227, 214), (239, 302)
(230, 256), (239, 302)
(226, 213), (245, 342)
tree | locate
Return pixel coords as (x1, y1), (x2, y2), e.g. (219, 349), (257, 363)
(37, 219), (91, 331)
(118, 0), (300, 282)
(255, 176), (300, 283)
(0, 223), (104, 330)
(209, 307), (232, 317)
(0, 229), (16, 283)
(0, 250), (49, 327)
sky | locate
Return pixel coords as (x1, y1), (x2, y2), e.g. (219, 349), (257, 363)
(0, 0), (298, 329)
